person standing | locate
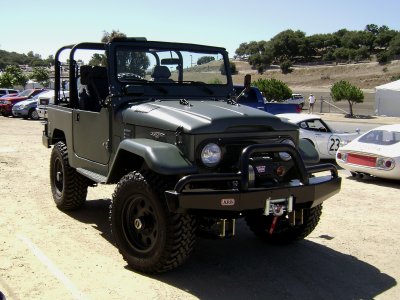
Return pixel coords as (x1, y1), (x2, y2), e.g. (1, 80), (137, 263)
(308, 94), (316, 113)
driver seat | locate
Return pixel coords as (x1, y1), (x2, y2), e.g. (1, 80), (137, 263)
(151, 66), (173, 82)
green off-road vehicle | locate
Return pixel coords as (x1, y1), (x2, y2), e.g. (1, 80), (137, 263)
(42, 38), (341, 274)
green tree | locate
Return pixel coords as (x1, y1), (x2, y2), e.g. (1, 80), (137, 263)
(376, 51), (391, 64)
(247, 42), (273, 74)
(249, 52), (273, 74)
(89, 53), (106, 66)
(330, 80), (364, 117)
(30, 67), (50, 86)
(101, 30), (149, 76)
(0, 72), (14, 88)
(333, 47), (350, 62)
(270, 30), (306, 62)
(252, 78), (292, 102)
(0, 65), (28, 88)
(197, 56), (215, 65)
(365, 24), (379, 35)
(388, 33), (400, 56)
(374, 29), (397, 50)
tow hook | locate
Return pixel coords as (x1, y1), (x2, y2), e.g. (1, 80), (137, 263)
(264, 197), (293, 234)
(269, 216), (279, 234)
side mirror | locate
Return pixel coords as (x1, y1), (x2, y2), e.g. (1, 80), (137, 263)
(244, 74), (251, 89)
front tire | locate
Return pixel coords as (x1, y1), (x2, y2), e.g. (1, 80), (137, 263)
(245, 204), (322, 243)
(50, 142), (88, 210)
(111, 171), (197, 274)
(29, 108), (39, 120)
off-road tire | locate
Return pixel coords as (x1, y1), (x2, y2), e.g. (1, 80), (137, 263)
(110, 171), (197, 274)
(50, 142), (88, 211)
(245, 204), (322, 243)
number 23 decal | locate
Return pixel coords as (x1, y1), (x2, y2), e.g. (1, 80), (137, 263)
(328, 135), (341, 153)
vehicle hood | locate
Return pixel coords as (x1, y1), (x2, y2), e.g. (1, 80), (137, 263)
(123, 100), (298, 134)
(13, 99), (36, 106)
(340, 139), (400, 157)
(1, 96), (28, 102)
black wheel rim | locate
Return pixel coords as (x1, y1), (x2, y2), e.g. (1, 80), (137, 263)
(53, 157), (64, 196)
(122, 195), (158, 254)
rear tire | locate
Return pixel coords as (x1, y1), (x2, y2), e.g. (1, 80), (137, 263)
(111, 171), (197, 274)
(245, 204), (322, 243)
(50, 142), (88, 210)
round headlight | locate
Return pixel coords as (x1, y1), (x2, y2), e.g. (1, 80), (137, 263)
(279, 139), (295, 161)
(201, 143), (221, 167)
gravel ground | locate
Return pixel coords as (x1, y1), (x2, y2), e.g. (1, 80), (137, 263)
(0, 116), (399, 300)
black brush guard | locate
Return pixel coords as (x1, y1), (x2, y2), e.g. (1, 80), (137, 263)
(165, 144), (341, 213)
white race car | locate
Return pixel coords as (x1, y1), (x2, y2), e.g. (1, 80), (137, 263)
(336, 124), (400, 180)
(276, 113), (360, 159)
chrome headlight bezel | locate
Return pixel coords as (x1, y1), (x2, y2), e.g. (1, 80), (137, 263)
(279, 138), (295, 161)
(200, 142), (222, 167)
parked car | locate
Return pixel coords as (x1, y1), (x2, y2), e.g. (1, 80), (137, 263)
(285, 93), (305, 107)
(0, 88), (20, 98)
(36, 90), (69, 119)
(277, 113), (360, 159)
(336, 124), (400, 180)
(0, 89), (47, 116)
(12, 92), (47, 120)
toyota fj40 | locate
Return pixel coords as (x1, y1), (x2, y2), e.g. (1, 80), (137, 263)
(42, 38), (341, 274)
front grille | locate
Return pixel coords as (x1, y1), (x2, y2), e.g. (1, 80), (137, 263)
(40, 98), (50, 105)
(221, 139), (281, 168)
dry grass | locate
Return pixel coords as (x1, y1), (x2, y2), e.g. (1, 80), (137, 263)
(231, 60), (400, 91)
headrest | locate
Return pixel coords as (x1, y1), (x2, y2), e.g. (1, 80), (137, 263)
(91, 66), (107, 79)
(80, 65), (107, 85)
(80, 65), (92, 85)
(151, 66), (171, 79)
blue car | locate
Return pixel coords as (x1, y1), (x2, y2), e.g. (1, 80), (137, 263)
(12, 97), (40, 120)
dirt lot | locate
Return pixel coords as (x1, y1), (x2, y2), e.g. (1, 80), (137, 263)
(1, 117), (399, 300)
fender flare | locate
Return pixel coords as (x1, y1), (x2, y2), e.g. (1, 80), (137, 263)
(111, 138), (197, 176)
(298, 138), (320, 164)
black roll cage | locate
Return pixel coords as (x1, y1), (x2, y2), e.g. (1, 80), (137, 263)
(54, 39), (233, 108)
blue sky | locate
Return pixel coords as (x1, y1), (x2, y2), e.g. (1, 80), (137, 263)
(1, 0), (399, 60)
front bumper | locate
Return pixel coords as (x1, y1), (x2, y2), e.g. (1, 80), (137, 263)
(12, 108), (29, 117)
(36, 105), (47, 118)
(165, 144), (341, 213)
(0, 105), (12, 116)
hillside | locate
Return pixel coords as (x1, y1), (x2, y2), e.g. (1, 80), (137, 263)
(231, 60), (400, 91)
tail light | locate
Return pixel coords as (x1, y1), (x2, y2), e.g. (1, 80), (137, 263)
(376, 158), (395, 170)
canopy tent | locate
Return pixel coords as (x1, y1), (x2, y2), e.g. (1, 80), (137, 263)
(375, 80), (400, 116)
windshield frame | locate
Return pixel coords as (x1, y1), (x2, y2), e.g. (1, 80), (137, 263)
(108, 40), (233, 99)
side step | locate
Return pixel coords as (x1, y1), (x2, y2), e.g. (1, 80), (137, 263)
(77, 168), (107, 183)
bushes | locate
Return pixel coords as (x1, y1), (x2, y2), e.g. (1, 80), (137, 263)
(252, 78), (292, 102)
(280, 60), (293, 74)
(220, 62), (237, 75)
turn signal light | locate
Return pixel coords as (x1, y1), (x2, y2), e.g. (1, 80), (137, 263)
(276, 166), (286, 177)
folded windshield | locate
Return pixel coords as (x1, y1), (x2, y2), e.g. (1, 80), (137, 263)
(115, 46), (228, 85)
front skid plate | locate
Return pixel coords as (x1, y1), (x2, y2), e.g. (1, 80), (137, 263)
(165, 175), (341, 213)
